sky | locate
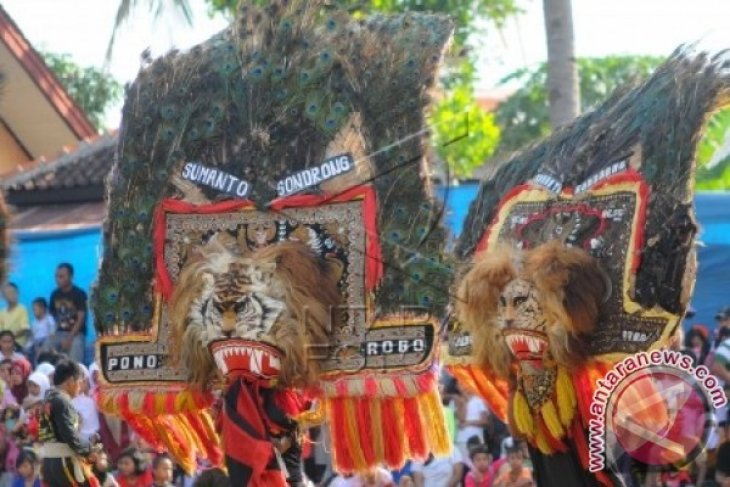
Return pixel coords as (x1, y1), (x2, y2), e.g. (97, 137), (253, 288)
(2, 0), (729, 129)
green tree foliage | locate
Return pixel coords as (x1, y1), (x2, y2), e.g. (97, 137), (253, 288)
(495, 56), (664, 154)
(42, 52), (123, 131)
(432, 82), (501, 178)
(696, 108), (730, 190)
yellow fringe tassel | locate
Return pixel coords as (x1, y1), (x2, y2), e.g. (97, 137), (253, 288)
(419, 390), (451, 457)
(512, 390), (534, 439)
(555, 366), (576, 427)
(534, 430), (553, 454)
(371, 399), (385, 463)
(540, 401), (565, 439)
(295, 401), (326, 427)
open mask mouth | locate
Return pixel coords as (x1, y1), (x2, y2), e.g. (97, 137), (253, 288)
(209, 339), (282, 380)
(502, 329), (549, 361)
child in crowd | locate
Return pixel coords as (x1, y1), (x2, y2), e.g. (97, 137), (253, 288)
(150, 454), (174, 487)
(93, 451), (119, 487)
(116, 447), (153, 487)
(492, 443), (533, 487)
(465, 445), (493, 487)
(26, 298), (55, 363)
(331, 467), (395, 487)
(192, 468), (230, 487)
(12, 449), (41, 487)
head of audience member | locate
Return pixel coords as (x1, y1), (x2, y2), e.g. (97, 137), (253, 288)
(117, 447), (149, 481)
(3, 283), (19, 307)
(0, 331), (16, 356)
(716, 326), (730, 349)
(32, 298), (48, 320)
(0, 358), (12, 384)
(16, 449), (39, 480)
(53, 360), (83, 398)
(10, 358), (31, 402)
(717, 307), (730, 330)
(36, 350), (61, 367)
(89, 362), (100, 392)
(193, 468), (230, 487)
(55, 263), (75, 291)
(152, 454), (174, 486)
(685, 325), (710, 355)
(469, 444), (492, 474)
(466, 434), (482, 451)
(27, 371), (50, 402)
(93, 451), (112, 484)
(77, 363), (91, 395)
(506, 443), (525, 472)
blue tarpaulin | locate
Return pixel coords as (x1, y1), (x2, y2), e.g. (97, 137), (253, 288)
(7, 228), (102, 350)
(4, 189), (728, 346)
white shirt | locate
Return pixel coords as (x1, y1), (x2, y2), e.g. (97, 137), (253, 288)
(32, 314), (56, 341)
(330, 468), (394, 487)
(456, 396), (489, 444)
(411, 449), (463, 487)
(72, 394), (100, 440)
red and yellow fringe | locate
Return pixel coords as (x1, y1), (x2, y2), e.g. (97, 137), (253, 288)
(322, 369), (450, 474)
(97, 386), (222, 474)
(446, 364), (510, 422)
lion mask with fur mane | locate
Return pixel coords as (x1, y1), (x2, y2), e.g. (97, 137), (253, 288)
(456, 240), (608, 379)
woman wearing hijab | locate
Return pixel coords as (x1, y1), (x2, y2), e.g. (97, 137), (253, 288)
(9, 359), (31, 404)
(71, 364), (99, 442)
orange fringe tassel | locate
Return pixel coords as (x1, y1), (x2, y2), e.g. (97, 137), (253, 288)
(323, 370), (450, 474)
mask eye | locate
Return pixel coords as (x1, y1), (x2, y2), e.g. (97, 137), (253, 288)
(499, 296), (507, 307)
(513, 296), (528, 307)
(213, 301), (225, 313)
(234, 297), (249, 313)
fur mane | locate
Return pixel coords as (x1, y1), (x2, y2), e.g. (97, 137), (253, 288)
(456, 241), (607, 377)
(169, 239), (341, 389)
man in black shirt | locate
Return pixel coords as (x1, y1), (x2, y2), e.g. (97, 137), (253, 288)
(49, 263), (87, 363)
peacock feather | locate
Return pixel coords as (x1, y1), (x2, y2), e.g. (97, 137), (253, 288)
(94, 0), (455, 332)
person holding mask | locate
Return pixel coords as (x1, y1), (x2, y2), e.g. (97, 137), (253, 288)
(49, 264), (87, 363)
(38, 360), (99, 487)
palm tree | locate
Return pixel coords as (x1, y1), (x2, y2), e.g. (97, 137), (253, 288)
(106, 0), (194, 61)
(542, 0), (580, 128)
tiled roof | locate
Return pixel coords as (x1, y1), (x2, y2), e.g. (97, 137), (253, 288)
(2, 132), (117, 205)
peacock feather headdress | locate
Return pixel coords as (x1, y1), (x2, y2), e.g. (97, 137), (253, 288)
(95, 0), (454, 474)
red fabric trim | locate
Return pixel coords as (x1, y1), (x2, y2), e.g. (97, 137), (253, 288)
(329, 397), (355, 473)
(154, 185), (383, 301)
(355, 397), (376, 468)
(403, 396), (428, 460)
(273, 389), (309, 418)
